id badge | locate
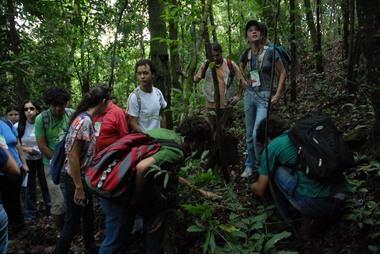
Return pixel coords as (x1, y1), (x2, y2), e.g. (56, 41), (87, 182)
(250, 70), (261, 87)
(94, 122), (102, 136)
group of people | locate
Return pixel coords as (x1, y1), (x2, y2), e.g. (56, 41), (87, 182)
(193, 20), (349, 229)
(0, 19), (350, 253)
(0, 58), (213, 253)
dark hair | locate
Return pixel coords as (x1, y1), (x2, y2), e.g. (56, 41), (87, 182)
(176, 116), (212, 149)
(135, 59), (156, 76)
(44, 87), (71, 106)
(70, 84), (110, 124)
(6, 105), (19, 114)
(256, 115), (289, 144)
(17, 100), (42, 140)
(210, 42), (223, 53)
(245, 20), (268, 38)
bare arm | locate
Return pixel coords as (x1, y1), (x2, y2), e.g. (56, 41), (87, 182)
(271, 61), (287, 104)
(37, 136), (53, 160)
(128, 116), (142, 132)
(160, 110), (167, 129)
(68, 140), (86, 206)
(250, 175), (269, 197)
(193, 64), (206, 83)
(16, 140), (28, 172)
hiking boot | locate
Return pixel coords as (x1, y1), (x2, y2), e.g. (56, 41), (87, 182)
(241, 167), (253, 178)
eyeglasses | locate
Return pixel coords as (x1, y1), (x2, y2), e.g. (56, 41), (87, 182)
(24, 107), (36, 112)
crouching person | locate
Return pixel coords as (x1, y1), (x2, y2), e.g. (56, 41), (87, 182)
(99, 116), (212, 254)
(251, 115), (350, 222)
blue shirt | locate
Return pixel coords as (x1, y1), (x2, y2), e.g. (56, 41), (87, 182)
(0, 119), (22, 167)
(0, 147), (7, 173)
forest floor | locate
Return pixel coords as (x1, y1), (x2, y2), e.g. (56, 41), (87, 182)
(8, 41), (380, 253)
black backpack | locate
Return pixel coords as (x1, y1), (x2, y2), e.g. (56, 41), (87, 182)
(288, 113), (355, 181)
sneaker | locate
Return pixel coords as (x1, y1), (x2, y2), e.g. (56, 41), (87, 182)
(241, 167), (253, 178)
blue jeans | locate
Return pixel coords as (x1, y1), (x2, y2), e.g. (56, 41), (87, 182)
(244, 89), (270, 168)
(99, 198), (135, 253)
(100, 197), (167, 253)
(0, 203), (8, 253)
(273, 166), (345, 219)
(24, 159), (51, 219)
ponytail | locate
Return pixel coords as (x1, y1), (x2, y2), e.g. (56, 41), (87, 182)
(70, 84), (111, 124)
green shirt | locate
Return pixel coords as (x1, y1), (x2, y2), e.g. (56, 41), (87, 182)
(259, 131), (349, 198)
(146, 128), (183, 166)
(35, 108), (73, 165)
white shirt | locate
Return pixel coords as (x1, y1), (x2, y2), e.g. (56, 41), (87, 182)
(127, 86), (167, 132)
(19, 121), (41, 160)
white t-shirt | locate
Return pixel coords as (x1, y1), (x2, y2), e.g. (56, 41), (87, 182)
(18, 122), (42, 160)
(127, 86), (167, 132)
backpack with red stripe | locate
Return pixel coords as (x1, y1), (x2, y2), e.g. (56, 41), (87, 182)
(84, 132), (161, 199)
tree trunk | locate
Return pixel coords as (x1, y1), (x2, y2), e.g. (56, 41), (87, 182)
(315, 0), (323, 73)
(346, 0), (357, 93)
(109, 0), (129, 90)
(356, 0), (380, 158)
(6, 0), (28, 104)
(227, 0), (232, 56)
(342, 0), (349, 59)
(304, 0), (323, 73)
(289, 0), (297, 102)
(169, 0), (181, 90)
(148, 0), (173, 128)
(208, 0), (218, 43)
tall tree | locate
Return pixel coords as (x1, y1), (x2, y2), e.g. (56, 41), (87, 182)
(6, 0), (28, 104)
(356, 0), (380, 158)
(109, 0), (129, 90)
(168, 0), (181, 90)
(289, 0), (297, 102)
(148, 0), (173, 128)
(342, 0), (349, 59)
(346, 0), (358, 93)
(304, 0), (323, 73)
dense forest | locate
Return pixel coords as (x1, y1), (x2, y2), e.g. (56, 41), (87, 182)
(1, 0), (380, 253)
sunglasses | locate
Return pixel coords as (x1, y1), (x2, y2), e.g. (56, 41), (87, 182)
(24, 107), (36, 112)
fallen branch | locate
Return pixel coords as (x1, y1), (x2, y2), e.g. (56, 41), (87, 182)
(179, 177), (222, 199)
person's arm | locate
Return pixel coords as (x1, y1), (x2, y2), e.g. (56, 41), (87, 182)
(16, 140), (29, 172)
(159, 90), (168, 128)
(229, 62), (247, 105)
(193, 63), (206, 83)
(250, 175), (269, 197)
(36, 136), (53, 160)
(128, 116), (142, 132)
(160, 110), (167, 129)
(271, 60), (286, 104)
(127, 93), (142, 132)
(68, 140), (86, 206)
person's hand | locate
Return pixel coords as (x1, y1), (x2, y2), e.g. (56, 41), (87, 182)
(21, 163), (29, 173)
(150, 212), (166, 233)
(74, 186), (86, 206)
(228, 96), (240, 106)
(271, 94), (281, 104)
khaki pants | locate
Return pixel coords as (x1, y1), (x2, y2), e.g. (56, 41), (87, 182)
(44, 165), (65, 215)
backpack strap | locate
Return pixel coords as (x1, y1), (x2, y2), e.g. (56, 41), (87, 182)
(41, 110), (49, 132)
(153, 87), (164, 109)
(241, 48), (250, 69)
(153, 138), (184, 153)
(226, 58), (235, 89)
